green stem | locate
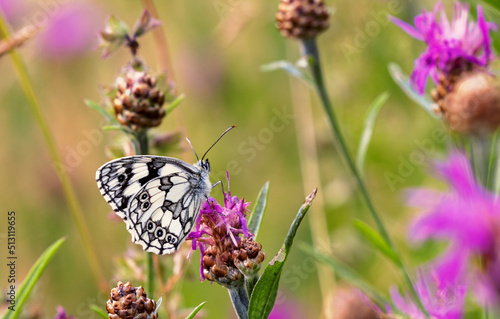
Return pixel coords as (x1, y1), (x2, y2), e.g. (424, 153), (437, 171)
(299, 38), (429, 317)
(0, 11), (106, 288)
(227, 282), (249, 319)
(135, 130), (154, 296)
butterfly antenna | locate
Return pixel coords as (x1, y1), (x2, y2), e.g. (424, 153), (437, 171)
(201, 125), (237, 160)
(186, 137), (200, 162)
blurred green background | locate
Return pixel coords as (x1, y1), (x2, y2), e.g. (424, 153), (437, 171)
(0, 0), (464, 318)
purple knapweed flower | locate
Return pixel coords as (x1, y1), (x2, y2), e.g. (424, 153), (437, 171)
(391, 2), (497, 94)
(36, 3), (102, 58)
(389, 271), (467, 319)
(54, 307), (76, 319)
(188, 173), (264, 285)
(408, 152), (500, 304)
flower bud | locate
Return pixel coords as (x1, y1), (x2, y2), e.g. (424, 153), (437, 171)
(113, 69), (167, 132)
(276, 0), (329, 39)
(441, 71), (500, 135)
(106, 281), (157, 319)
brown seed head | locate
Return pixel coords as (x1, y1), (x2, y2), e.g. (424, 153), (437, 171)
(106, 281), (157, 319)
(276, 0), (329, 39)
(233, 238), (265, 276)
(441, 71), (500, 135)
(113, 70), (167, 132)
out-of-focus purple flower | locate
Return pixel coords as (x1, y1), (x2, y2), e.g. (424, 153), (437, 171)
(390, 271), (467, 319)
(188, 173), (252, 281)
(0, 0), (24, 25)
(391, 2), (497, 94)
(36, 3), (102, 58)
(408, 152), (500, 303)
(54, 307), (76, 319)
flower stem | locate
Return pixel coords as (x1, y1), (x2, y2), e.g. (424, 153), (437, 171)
(245, 274), (259, 298)
(299, 38), (429, 317)
(134, 131), (155, 296)
(0, 12), (107, 289)
(227, 282), (249, 319)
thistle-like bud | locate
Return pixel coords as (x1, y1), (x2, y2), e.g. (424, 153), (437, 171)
(438, 71), (500, 135)
(113, 68), (167, 132)
(106, 282), (157, 319)
(233, 238), (265, 277)
(276, 0), (329, 39)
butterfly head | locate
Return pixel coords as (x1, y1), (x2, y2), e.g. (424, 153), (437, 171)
(199, 158), (210, 173)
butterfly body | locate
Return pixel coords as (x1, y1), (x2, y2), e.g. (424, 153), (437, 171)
(96, 155), (212, 254)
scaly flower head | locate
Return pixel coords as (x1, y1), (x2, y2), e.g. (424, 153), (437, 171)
(188, 173), (264, 284)
(408, 152), (500, 303)
(391, 2), (497, 94)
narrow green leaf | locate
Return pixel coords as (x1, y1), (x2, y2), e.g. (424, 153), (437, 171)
(102, 125), (129, 133)
(85, 99), (116, 123)
(248, 189), (317, 319)
(481, 0), (500, 13)
(356, 92), (389, 176)
(260, 60), (315, 88)
(299, 243), (390, 307)
(165, 94), (185, 115)
(2, 238), (66, 319)
(185, 301), (207, 319)
(90, 305), (109, 319)
(248, 181), (269, 239)
(353, 220), (400, 266)
(387, 63), (438, 118)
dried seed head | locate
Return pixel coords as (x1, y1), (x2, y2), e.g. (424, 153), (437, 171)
(106, 282), (157, 319)
(276, 0), (329, 39)
(233, 238), (265, 277)
(441, 71), (500, 135)
(113, 69), (168, 132)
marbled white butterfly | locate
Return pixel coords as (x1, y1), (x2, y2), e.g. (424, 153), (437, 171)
(95, 127), (234, 254)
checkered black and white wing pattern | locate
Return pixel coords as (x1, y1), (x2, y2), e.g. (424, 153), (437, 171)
(96, 155), (212, 254)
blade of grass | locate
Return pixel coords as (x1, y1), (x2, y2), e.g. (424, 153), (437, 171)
(0, 13), (106, 288)
(185, 302), (207, 319)
(90, 305), (109, 319)
(299, 243), (391, 308)
(248, 181), (269, 239)
(356, 92), (389, 177)
(353, 220), (400, 266)
(248, 189), (317, 319)
(388, 63), (438, 118)
(2, 238), (66, 319)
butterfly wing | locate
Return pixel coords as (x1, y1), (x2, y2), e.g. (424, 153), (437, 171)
(125, 171), (207, 254)
(96, 156), (211, 254)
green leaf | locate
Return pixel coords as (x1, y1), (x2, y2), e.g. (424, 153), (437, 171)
(356, 92), (389, 176)
(2, 237), (66, 319)
(85, 99), (116, 124)
(90, 305), (109, 319)
(102, 125), (129, 133)
(260, 60), (315, 88)
(164, 94), (185, 115)
(248, 181), (269, 239)
(248, 189), (317, 319)
(481, 0), (500, 13)
(387, 63), (438, 119)
(353, 220), (400, 266)
(299, 243), (390, 308)
(185, 301), (207, 319)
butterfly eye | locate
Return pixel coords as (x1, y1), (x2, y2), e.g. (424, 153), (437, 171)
(146, 221), (155, 232)
(141, 201), (150, 210)
(155, 228), (165, 239)
(117, 174), (126, 182)
(140, 192), (149, 200)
